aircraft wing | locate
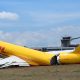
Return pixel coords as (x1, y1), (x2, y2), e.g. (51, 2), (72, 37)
(0, 56), (30, 68)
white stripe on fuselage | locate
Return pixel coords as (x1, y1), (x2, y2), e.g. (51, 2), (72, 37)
(47, 50), (74, 55)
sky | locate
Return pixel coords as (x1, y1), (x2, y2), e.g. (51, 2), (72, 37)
(0, 0), (80, 47)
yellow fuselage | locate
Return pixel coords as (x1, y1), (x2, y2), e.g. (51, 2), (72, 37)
(0, 41), (55, 66)
(59, 53), (80, 64)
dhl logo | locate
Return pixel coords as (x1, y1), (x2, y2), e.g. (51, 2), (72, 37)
(0, 46), (5, 53)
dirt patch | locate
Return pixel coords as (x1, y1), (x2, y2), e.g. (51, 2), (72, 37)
(0, 64), (80, 80)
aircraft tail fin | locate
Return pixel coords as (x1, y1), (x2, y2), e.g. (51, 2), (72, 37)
(72, 45), (80, 54)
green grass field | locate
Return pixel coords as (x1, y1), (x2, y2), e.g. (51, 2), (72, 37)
(0, 64), (80, 80)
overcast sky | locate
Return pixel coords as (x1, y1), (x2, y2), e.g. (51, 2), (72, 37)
(0, 0), (80, 47)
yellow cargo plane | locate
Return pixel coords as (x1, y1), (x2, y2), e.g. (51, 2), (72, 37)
(0, 41), (56, 68)
(0, 41), (79, 68)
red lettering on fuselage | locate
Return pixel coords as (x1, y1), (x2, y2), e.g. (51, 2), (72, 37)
(0, 46), (5, 53)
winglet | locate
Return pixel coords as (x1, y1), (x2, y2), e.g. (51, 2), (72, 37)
(72, 45), (80, 54)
